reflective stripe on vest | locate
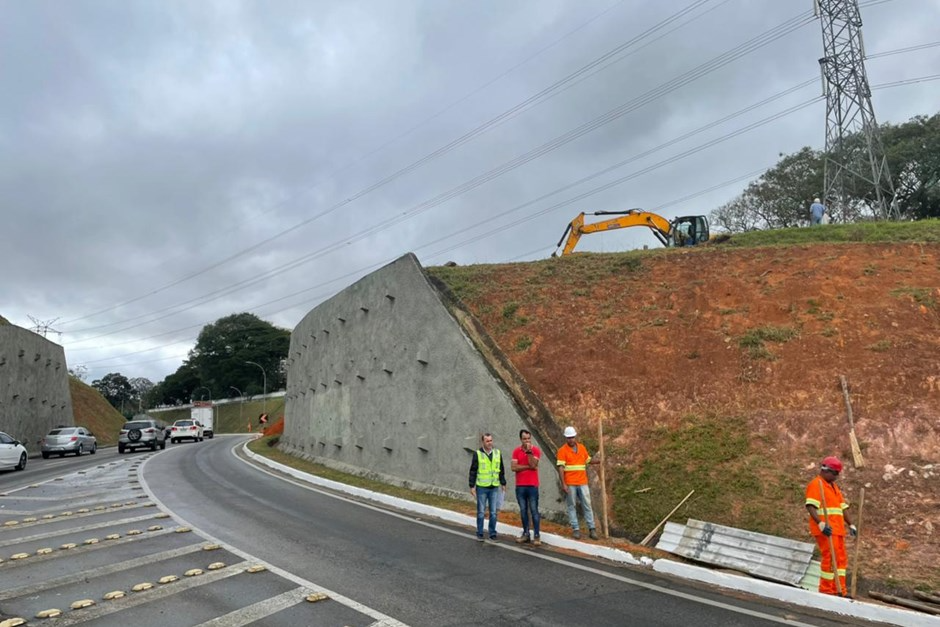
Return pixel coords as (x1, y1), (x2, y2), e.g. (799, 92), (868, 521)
(476, 449), (501, 487)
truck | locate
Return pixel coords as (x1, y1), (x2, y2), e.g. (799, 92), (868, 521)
(191, 401), (215, 439)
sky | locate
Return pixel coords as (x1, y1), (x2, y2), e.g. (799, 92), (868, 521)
(2, 0), (938, 386)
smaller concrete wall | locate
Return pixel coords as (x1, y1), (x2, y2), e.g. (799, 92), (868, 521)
(0, 325), (74, 452)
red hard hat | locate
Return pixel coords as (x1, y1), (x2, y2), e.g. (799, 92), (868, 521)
(821, 456), (843, 472)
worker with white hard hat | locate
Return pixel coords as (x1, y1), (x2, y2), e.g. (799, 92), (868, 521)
(556, 425), (601, 540)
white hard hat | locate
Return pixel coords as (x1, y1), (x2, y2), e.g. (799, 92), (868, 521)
(563, 426), (577, 438)
(814, 198), (821, 203)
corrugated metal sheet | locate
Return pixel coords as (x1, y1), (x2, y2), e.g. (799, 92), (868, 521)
(655, 519), (816, 586)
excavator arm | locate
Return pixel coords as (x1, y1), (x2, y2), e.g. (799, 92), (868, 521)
(552, 210), (675, 256)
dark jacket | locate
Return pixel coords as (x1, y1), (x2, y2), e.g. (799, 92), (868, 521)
(468, 448), (506, 488)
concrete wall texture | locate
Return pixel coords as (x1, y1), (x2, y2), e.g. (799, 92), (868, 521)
(282, 254), (566, 513)
(0, 324), (74, 452)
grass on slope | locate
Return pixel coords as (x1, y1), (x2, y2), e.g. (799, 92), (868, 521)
(69, 376), (127, 446)
(719, 218), (940, 247)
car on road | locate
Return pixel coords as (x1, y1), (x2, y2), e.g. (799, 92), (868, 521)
(170, 419), (204, 443)
(118, 418), (167, 454)
(40, 426), (97, 458)
(0, 432), (28, 471)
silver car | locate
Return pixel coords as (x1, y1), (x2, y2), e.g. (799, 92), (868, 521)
(41, 426), (98, 458)
(0, 432), (28, 471)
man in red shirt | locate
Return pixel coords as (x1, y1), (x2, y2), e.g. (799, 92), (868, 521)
(511, 429), (541, 545)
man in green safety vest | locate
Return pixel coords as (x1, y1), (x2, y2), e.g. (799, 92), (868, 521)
(469, 432), (506, 541)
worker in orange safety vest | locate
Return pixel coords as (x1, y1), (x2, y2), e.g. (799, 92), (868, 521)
(805, 456), (857, 596)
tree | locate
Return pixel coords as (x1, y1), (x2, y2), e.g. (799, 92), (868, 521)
(882, 113), (940, 219)
(91, 372), (134, 411)
(187, 313), (290, 397)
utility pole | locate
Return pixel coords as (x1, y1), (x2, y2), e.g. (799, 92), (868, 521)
(815, 0), (898, 222)
(27, 315), (62, 339)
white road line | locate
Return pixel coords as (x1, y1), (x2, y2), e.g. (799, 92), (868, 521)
(195, 586), (313, 627)
(140, 454), (410, 627)
(0, 512), (159, 548)
(235, 442), (821, 627)
(0, 527), (178, 570)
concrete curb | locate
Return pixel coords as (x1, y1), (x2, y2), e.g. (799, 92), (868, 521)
(244, 443), (938, 626)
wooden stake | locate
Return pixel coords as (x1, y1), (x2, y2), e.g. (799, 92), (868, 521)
(851, 487), (865, 599)
(840, 375), (865, 468)
(598, 417), (609, 539)
(641, 489), (695, 546)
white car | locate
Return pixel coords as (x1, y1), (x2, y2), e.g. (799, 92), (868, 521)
(170, 420), (204, 444)
(0, 431), (28, 471)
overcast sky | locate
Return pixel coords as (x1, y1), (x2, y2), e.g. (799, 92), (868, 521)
(2, 0), (938, 385)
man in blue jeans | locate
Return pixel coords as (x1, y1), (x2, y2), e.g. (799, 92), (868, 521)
(469, 432), (506, 541)
(511, 429), (541, 545)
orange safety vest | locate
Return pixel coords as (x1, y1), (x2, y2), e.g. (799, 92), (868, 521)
(556, 442), (591, 486)
(805, 477), (849, 536)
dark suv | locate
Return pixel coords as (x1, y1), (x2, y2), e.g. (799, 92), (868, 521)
(118, 419), (167, 454)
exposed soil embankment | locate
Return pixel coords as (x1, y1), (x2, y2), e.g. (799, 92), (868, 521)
(430, 242), (940, 591)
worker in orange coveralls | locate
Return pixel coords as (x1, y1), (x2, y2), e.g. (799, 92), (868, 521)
(805, 456), (857, 596)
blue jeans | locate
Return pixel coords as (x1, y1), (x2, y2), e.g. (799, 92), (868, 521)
(475, 486), (499, 538)
(565, 484), (595, 531)
(515, 486), (540, 537)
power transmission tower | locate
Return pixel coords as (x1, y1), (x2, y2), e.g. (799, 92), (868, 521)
(27, 315), (63, 340)
(815, 0), (898, 222)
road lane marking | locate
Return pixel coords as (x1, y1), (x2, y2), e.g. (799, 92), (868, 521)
(195, 586), (314, 627)
(140, 454), (409, 627)
(0, 513), (163, 548)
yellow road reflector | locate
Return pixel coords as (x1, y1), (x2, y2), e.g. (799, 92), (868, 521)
(174, 527), (191, 533)
(158, 575), (178, 584)
(36, 548), (53, 555)
(202, 544), (221, 551)
(305, 592), (329, 603)
(11, 553), (29, 560)
(184, 569), (203, 577)
(207, 562), (225, 570)
(42, 514), (55, 519)
(61, 511), (74, 516)
(28, 485), (39, 488)
(35, 608), (62, 618)
(132, 582), (153, 592)
(143, 502), (156, 507)
(127, 530), (142, 535)
(77, 508), (90, 513)
(110, 503), (123, 508)
(154, 513), (170, 519)
(0, 616), (27, 626)
(3, 521), (18, 527)
(94, 506), (106, 511)
(60, 543), (77, 550)
(148, 525), (163, 532)
(103, 591), (125, 600)
(23, 517), (37, 523)
(70, 599), (95, 610)
(83, 538), (99, 545)
(105, 534), (121, 540)
(55, 477), (64, 481)
(245, 565), (267, 573)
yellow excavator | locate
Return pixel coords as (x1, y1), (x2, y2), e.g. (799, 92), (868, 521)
(552, 210), (709, 256)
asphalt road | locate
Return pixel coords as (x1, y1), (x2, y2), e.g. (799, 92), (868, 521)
(141, 436), (874, 627)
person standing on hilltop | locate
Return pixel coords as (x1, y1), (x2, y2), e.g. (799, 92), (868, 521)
(805, 456), (857, 596)
(810, 198), (826, 225)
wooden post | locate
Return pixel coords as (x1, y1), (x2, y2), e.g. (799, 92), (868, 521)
(641, 489), (695, 546)
(598, 417), (609, 539)
(840, 375), (865, 468)
(851, 487), (865, 598)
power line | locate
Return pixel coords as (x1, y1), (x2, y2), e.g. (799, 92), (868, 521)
(58, 0), (720, 328)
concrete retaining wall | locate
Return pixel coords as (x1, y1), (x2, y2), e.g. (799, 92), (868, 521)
(282, 254), (566, 513)
(0, 325), (74, 452)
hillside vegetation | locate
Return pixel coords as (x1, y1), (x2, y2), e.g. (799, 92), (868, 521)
(69, 376), (126, 446)
(429, 220), (940, 592)
(146, 397), (285, 435)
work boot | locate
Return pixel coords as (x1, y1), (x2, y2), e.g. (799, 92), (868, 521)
(589, 529), (598, 540)
(532, 535), (541, 546)
(572, 529), (581, 540)
(515, 532), (530, 544)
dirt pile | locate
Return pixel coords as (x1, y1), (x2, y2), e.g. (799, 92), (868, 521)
(430, 241), (940, 591)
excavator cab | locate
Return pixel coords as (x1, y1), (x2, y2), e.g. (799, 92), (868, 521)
(671, 215), (709, 247)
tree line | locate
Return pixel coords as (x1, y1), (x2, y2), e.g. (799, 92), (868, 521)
(89, 313), (290, 416)
(710, 112), (940, 231)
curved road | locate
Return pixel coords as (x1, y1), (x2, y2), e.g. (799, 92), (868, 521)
(143, 436), (867, 627)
